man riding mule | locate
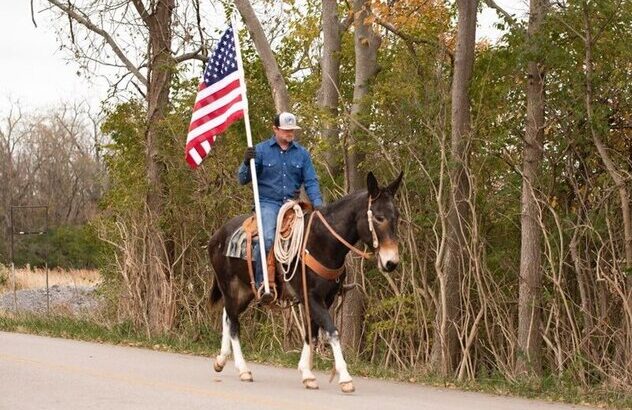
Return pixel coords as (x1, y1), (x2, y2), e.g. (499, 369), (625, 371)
(237, 112), (323, 303)
(208, 169), (403, 393)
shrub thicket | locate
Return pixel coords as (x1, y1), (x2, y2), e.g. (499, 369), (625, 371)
(7, 224), (106, 269)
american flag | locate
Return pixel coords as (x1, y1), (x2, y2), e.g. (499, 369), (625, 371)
(185, 26), (245, 168)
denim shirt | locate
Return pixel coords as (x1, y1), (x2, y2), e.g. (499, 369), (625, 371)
(237, 136), (323, 207)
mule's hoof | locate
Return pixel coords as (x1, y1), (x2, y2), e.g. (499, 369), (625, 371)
(240, 371), (253, 382)
(340, 381), (355, 393)
(303, 378), (319, 390)
(213, 357), (226, 373)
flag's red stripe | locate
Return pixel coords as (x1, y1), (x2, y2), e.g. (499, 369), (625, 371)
(193, 79), (241, 112)
(186, 154), (198, 169)
(188, 94), (243, 133)
(195, 140), (209, 158)
(186, 110), (244, 152)
(185, 110), (244, 160)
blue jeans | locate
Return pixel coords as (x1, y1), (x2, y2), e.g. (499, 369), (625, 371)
(253, 201), (281, 288)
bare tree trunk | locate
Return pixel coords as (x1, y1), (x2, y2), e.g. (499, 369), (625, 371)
(430, 0), (477, 376)
(346, 0), (381, 191)
(319, 0), (343, 178)
(516, 0), (548, 377)
(136, 0), (177, 334)
(234, 0), (290, 112)
(340, 0), (381, 353)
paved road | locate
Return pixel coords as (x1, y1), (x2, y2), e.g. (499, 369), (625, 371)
(0, 331), (595, 410)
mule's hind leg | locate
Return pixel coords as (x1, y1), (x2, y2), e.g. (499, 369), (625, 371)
(226, 310), (253, 381)
(223, 289), (255, 382)
(298, 320), (319, 389)
(214, 308), (232, 372)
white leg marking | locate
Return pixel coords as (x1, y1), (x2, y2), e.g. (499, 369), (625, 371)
(220, 309), (232, 357)
(328, 332), (352, 383)
(298, 343), (316, 381)
(214, 308), (232, 371)
(229, 323), (250, 377)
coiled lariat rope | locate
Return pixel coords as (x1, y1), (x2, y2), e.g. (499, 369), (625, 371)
(274, 201), (305, 282)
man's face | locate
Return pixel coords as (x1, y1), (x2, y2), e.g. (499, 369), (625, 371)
(273, 126), (296, 145)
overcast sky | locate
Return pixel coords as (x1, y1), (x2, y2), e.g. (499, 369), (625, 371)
(0, 3), (106, 112)
(0, 1), (528, 114)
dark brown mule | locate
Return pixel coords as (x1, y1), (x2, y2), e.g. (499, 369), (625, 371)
(208, 171), (403, 392)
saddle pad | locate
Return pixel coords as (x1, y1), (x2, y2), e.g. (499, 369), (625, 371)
(225, 226), (249, 260)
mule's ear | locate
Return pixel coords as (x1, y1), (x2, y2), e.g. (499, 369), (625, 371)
(386, 171), (404, 195)
(367, 172), (379, 198)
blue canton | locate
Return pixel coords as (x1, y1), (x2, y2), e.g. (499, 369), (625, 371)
(237, 137), (323, 208)
(204, 27), (238, 86)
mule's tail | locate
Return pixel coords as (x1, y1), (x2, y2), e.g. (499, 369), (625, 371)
(208, 228), (224, 306)
(210, 280), (223, 305)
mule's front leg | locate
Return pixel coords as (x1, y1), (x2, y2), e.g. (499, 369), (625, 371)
(326, 330), (355, 392)
(298, 339), (318, 389)
(309, 299), (355, 393)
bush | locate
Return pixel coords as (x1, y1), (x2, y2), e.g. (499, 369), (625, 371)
(10, 225), (107, 269)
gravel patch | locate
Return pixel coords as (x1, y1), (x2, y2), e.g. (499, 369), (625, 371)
(0, 285), (101, 316)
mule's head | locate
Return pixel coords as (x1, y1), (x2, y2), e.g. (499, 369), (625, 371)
(359, 171), (404, 272)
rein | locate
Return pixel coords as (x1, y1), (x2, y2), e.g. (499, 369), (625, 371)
(306, 211), (374, 260)
(301, 193), (380, 279)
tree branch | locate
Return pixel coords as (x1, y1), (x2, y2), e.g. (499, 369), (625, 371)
(375, 17), (454, 65)
(483, 0), (517, 26)
(174, 47), (207, 63)
(340, 8), (353, 31)
(551, 11), (585, 41)
(593, 0), (623, 43)
(67, 1), (75, 44)
(30, 0), (38, 27)
(233, 0), (290, 111)
(46, 0), (148, 87)
(130, 0), (152, 26)
(193, 0), (206, 56)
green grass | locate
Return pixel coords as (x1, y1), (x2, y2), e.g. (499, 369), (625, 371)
(0, 314), (220, 356)
(1, 313), (630, 409)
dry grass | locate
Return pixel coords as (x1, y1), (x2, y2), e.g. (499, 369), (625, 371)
(0, 267), (101, 292)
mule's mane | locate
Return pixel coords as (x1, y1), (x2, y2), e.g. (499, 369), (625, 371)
(321, 189), (368, 215)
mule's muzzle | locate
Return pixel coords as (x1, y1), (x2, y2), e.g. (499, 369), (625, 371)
(377, 243), (399, 272)
(384, 260), (398, 272)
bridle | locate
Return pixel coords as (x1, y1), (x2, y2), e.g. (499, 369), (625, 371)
(366, 193), (380, 250)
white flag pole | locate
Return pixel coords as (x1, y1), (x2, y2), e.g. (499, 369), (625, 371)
(232, 16), (272, 296)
